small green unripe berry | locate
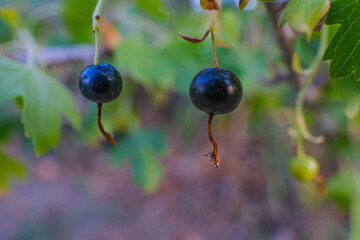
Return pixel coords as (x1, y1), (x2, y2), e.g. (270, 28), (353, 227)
(289, 155), (319, 182)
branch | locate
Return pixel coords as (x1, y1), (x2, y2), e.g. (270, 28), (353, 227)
(264, 2), (300, 89)
(2, 44), (108, 66)
(38, 45), (106, 66)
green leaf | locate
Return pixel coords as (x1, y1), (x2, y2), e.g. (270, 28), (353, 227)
(0, 104), (21, 143)
(279, 0), (330, 39)
(292, 52), (309, 75)
(323, 0), (360, 80)
(132, 150), (163, 193)
(330, 74), (360, 119)
(115, 35), (175, 90)
(350, 190), (360, 240)
(61, 0), (97, 42)
(0, 7), (22, 29)
(326, 170), (360, 210)
(81, 91), (140, 143)
(326, 170), (360, 240)
(0, 149), (27, 189)
(349, 174), (360, 240)
(111, 128), (168, 193)
(135, 0), (168, 19)
(0, 57), (81, 156)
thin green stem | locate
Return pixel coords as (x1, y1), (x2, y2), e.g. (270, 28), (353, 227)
(202, 0), (222, 68)
(209, 9), (219, 68)
(296, 130), (305, 159)
(211, 30), (219, 68)
(92, 0), (107, 66)
(92, 0), (107, 32)
(295, 26), (328, 144)
(94, 29), (100, 65)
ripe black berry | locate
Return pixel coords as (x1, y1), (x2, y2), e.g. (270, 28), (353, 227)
(189, 67), (243, 168)
(79, 62), (123, 103)
(79, 62), (123, 145)
(189, 67), (242, 115)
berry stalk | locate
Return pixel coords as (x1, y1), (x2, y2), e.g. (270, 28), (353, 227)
(97, 103), (117, 146)
(207, 113), (220, 168)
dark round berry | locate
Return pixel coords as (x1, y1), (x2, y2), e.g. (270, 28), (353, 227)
(189, 67), (242, 115)
(79, 62), (123, 103)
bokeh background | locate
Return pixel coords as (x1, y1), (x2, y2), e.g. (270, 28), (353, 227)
(0, 0), (359, 239)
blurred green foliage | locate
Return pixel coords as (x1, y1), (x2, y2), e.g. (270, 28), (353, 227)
(0, 2), (360, 239)
(279, 0), (329, 39)
(0, 149), (27, 189)
(62, 0), (97, 42)
(327, 170), (358, 210)
(136, 0), (169, 19)
(330, 74), (360, 119)
(112, 128), (168, 193)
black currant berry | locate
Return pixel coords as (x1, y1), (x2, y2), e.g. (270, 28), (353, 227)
(79, 62), (123, 103)
(79, 62), (122, 146)
(189, 67), (242, 115)
(189, 67), (242, 168)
